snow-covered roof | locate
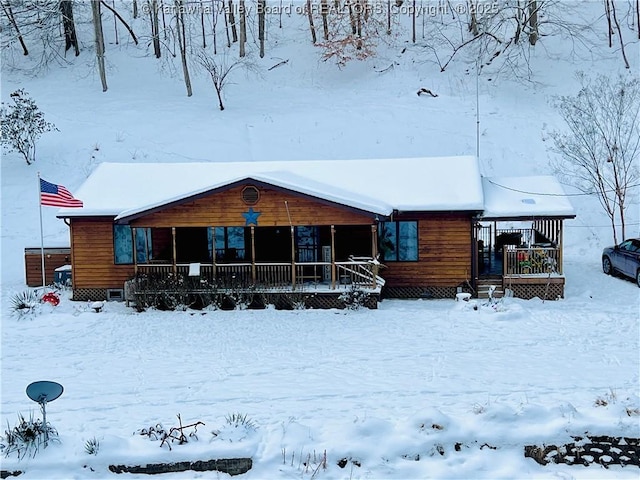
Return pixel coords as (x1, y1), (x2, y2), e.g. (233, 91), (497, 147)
(57, 157), (486, 219)
(480, 176), (576, 219)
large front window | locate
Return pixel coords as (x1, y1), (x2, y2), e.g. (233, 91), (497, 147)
(378, 221), (418, 261)
(214, 227), (246, 262)
(114, 225), (152, 264)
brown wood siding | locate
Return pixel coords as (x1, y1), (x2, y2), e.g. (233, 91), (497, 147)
(71, 219), (134, 289)
(382, 213), (473, 287)
(129, 185), (375, 227)
(24, 248), (71, 287)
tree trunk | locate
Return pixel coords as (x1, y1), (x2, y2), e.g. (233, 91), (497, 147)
(356, 0), (362, 50)
(386, 0), (391, 35)
(239, 0), (246, 57)
(112, 0), (119, 44)
(258, 0), (265, 58)
(528, 0), (539, 45)
(322, 0), (329, 39)
(348, 0), (356, 34)
(610, 0), (630, 68)
(604, 0), (613, 48)
(228, 0), (238, 42)
(101, 0), (139, 44)
(307, 0), (317, 43)
(636, 0), (640, 39)
(1, 1), (29, 55)
(211, 0), (218, 53)
(91, 0), (108, 92)
(60, 0), (80, 56)
(201, 0), (206, 48)
(223, 0), (231, 47)
(150, 0), (161, 57)
(175, 0), (193, 96)
(412, 0), (416, 43)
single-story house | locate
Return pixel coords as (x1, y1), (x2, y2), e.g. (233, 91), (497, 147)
(56, 156), (575, 307)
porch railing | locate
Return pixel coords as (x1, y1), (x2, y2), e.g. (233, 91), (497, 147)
(134, 257), (384, 290)
(504, 247), (561, 276)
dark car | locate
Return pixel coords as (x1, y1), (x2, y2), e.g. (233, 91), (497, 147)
(602, 238), (640, 287)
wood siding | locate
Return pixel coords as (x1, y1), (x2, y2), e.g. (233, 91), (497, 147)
(382, 213), (473, 287)
(128, 184), (375, 227)
(68, 188), (474, 291)
(71, 219), (134, 289)
(24, 248), (71, 287)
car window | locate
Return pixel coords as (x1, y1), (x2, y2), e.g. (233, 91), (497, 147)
(630, 240), (640, 252)
(619, 240), (632, 251)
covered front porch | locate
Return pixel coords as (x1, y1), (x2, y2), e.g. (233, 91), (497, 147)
(474, 219), (567, 299)
(123, 223), (385, 307)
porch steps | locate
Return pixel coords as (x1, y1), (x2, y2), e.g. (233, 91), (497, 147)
(476, 278), (504, 299)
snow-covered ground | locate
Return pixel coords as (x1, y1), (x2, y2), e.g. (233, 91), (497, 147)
(1, 2), (639, 478)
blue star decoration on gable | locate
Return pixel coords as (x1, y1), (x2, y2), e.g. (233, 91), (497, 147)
(242, 207), (261, 226)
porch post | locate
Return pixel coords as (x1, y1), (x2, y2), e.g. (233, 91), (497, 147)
(171, 227), (177, 275)
(330, 225), (336, 289)
(290, 225), (296, 289)
(132, 226), (138, 276)
(251, 226), (256, 284)
(211, 226), (216, 281)
(370, 224), (378, 288)
(558, 220), (564, 275)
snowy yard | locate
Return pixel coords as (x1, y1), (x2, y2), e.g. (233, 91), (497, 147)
(1, 257), (639, 479)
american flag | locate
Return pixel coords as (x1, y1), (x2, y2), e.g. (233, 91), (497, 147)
(40, 178), (83, 208)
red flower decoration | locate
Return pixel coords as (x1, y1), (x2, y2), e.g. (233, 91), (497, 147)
(42, 292), (60, 306)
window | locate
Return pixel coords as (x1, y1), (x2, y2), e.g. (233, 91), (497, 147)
(241, 185), (260, 205)
(214, 227), (246, 261)
(114, 225), (152, 264)
(296, 226), (319, 262)
(378, 221), (418, 261)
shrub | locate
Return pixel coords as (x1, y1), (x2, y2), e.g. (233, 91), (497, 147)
(212, 413), (258, 443)
(339, 286), (371, 310)
(0, 412), (59, 459)
(84, 437), (100, 455)
(0, 89), (58, 165)
(136, 415), (204, 451)
(10, 290), (39, 317)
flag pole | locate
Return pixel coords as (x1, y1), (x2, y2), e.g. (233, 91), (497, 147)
(38, 172), (46, 288)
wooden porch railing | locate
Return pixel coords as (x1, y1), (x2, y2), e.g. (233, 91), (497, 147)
(504, 247), (561, 276)
(135, 257), (384, 291)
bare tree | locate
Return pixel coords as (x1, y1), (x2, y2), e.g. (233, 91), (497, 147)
(239, 0), (246, 56)
(174, 0), (193, 96)
(148, 0), (162, 57)
(1, 0), (75, 71)
(258, 0), (265, 57)
(196, 50), (256, 110)
(549, 73), (640, 244)
(91, 0), (108, 92)
(604, 0), (630, 68)
(306, 0), (317, 43)
(1, 1), (29, 55)
(228, 0), (238, 42)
